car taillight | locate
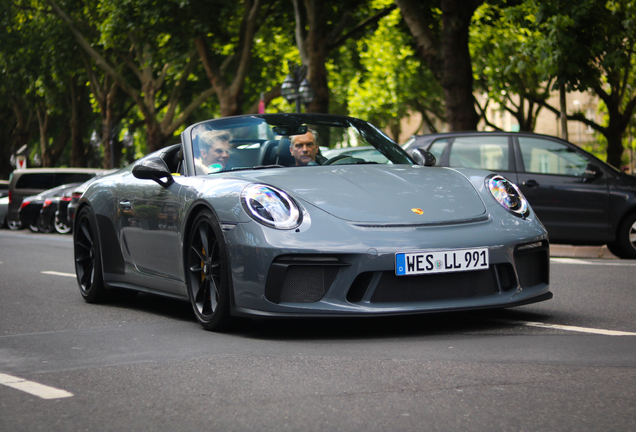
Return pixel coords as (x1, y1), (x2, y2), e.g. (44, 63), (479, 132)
(20, 200), (30, 210)
(8, 190), (11, 204)
(61, 196), (72, 202)
(43, 199), (52, 208)
(72, 192), (82, 199)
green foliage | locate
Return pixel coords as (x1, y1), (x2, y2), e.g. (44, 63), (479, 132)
(345, 6), (443, 141)
(3, 0), (635, 172)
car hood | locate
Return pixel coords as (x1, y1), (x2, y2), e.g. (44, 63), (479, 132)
(226, 165), (486, 224)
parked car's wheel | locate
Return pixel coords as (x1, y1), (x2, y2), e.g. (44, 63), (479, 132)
(609, 213), (636, 259)
(28, 218), (39, 233)
(186, 209), (232, 331)
(37, 215), (53, 233)
(54, 218), (72, 234)
(7, 220), (21, 230)
(74, 207), (107, 302)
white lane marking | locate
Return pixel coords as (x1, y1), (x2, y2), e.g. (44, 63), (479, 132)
(0, 373), (73, 399)
(41, 271), (75, 278)
(550, 258), (636, 266)
(490, 318), (636, 336)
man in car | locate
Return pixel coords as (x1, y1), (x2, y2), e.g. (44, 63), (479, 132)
(195, 130), (232, 174)
(290, 129), (326, 166)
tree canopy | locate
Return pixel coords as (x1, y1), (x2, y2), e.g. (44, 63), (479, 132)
(1, 0), (635, 177)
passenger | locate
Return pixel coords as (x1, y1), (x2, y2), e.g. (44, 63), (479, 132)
(195, 130), (232, 174)
(290, 129), (326, 166)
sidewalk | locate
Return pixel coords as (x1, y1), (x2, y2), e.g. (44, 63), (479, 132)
(550, 244), (618, 259)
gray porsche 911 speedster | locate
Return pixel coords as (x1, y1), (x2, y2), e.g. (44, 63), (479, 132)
(74, 113), (551, 331)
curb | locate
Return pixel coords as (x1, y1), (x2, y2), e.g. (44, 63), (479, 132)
(550, 244), (618, 259)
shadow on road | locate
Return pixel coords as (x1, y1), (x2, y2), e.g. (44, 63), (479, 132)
(97, 290), (554, 341)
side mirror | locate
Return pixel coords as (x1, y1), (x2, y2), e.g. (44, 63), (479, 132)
(412, 148), (437, 167)
(132, 157), (174, 187)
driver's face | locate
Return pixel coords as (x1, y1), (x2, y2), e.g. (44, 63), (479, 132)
(201, 140), (230, 168)
(290, 132), (318, 166)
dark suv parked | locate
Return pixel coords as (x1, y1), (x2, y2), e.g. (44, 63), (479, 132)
(404, 131), (636, 258)
(7, 168), (104, 230)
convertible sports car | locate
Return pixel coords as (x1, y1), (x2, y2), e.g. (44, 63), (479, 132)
(74, 113), (551, 331)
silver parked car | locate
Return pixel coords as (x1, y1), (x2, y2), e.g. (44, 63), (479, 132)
(0, 196), (8, 228)
(74, 114), (551, 331)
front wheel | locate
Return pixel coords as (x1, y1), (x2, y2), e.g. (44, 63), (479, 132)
(186, 209), (232, 331)
(608, 213), (636, 259)
(28, 217), (39, 233)
(7, 220), (21, 230)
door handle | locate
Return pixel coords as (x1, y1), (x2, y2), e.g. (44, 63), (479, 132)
(523, 179), (539, 188)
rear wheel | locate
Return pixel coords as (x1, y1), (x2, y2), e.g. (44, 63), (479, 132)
(7, 220), (21, 230)
(186, 209), (232, 331)
(74, 207), (107, 302)
(608, 213), (636, 259)
(54, 218), (72, 234)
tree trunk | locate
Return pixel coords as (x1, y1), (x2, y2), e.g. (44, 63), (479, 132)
(395, 0), (481, 131)
(293, 0), (330, 113)
(606, 128), (624, 169)
(559, 83), (568, 141)
(439, 0), (480, 130)
(70, 77), (85, 167)
(37, 106), (51, 167)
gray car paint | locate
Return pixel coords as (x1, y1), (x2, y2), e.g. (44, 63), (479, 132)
(76, 114), (551, 319)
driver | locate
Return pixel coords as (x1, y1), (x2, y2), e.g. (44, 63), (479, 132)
(290, 129), (326, 166)
(195, 130), (232, 174)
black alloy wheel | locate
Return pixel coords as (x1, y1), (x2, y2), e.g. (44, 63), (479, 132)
(186, 209), (232, 331)
(74, 207), (107, 302)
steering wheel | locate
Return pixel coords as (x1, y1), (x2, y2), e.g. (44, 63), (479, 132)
(324, 155), (358, 165)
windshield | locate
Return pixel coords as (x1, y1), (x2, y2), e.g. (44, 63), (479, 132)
(189, 114), (413, 175)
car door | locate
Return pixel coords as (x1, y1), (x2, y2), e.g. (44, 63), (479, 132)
(446, 135), (514, 173)
(119, 172), (185, 286)
(514, 136), (610, 243)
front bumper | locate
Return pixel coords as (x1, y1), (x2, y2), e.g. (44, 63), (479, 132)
(223, 209), (551, 317)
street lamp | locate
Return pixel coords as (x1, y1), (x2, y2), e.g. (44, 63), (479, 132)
(281, 62), (314, 113)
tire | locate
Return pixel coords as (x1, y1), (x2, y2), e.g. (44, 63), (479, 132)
(606, 242), (623, 258)
(74, 207), (107, 303)
(186, 209), (232, 331)
(37, 215), (53, 234)
(7, 220), (21, 230)
(28, 218), (39, 233)
(54, 218), (72, 234)
(609, 213), (636, 259)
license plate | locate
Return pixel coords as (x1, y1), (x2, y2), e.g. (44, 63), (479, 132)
(395, 248), (489, 276)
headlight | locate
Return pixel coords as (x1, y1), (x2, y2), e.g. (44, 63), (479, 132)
(241, 184), (301, 229)
(487, 175), (529, 218)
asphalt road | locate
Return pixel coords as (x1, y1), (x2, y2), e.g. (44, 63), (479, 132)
(1, 230), (635, 432)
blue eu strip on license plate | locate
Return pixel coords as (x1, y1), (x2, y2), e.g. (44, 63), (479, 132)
(395, 248), (489, 276)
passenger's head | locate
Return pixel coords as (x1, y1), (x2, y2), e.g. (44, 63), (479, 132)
(290, 129), (319, 166)
(199, 130), (231, 170)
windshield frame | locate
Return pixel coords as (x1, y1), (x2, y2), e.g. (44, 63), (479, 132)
(181, 114), (414, 176)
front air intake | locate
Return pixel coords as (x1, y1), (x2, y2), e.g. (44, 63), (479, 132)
(264, 256), (346, 304)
